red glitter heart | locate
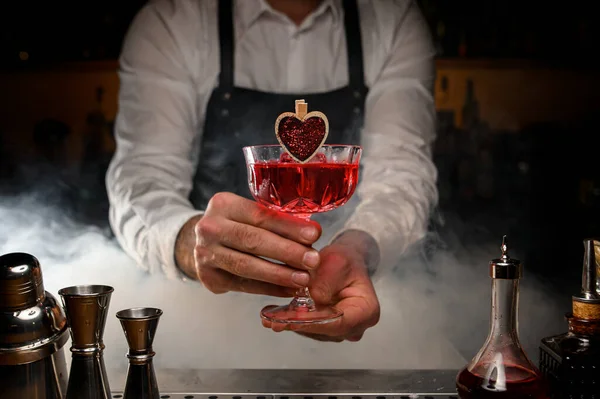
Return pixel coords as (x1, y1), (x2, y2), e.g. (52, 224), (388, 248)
(277, 116), (327, 162)
(275, 101), (329, 163)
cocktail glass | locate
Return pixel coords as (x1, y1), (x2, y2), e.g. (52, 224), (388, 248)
(243, 144), (362, 324)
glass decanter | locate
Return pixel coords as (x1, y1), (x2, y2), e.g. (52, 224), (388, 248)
(456, 236), (550, 399)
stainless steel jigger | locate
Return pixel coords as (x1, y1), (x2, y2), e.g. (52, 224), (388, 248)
(116, 307), (163, 399)
(58, 285), (114, 399)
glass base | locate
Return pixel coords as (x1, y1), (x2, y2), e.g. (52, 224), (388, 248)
(261, 303), (343, 325)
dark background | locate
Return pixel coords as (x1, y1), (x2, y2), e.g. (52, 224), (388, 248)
(1, 1), (597, 65)
(0, 1), (599, 297)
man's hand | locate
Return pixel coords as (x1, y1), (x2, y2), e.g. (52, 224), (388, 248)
(175, 192), (322, 297)
(261, 241), (381, 342)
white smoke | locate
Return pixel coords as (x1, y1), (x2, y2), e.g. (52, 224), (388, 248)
(0, 195), (566, 380)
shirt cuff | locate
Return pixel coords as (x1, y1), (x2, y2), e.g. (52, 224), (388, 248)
(329, 228), (381, 278)
(147, 207), (204, 280)
(332, 209), (423, 278)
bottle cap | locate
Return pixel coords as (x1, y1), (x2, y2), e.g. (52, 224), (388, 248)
(572, 239), (600, 320)
(577, 238), (600, 301)
(0, 252), (45, 310)
(489, 236), (522, 279)
(0, 253), (69, 366)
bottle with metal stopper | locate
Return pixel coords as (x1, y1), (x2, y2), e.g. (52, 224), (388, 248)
(116, 307), (163, 399)
(539, 238), (600, 398)
(59, 285), (114, 399)
(456, 236), (550, 399)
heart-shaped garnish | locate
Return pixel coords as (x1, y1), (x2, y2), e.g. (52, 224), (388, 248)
(274, 100), (329, 163)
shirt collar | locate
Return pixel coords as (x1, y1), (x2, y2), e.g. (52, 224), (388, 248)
(316, 0), (341, 25)
(236, 0), (270, 31)
(237, 0), (341, 31)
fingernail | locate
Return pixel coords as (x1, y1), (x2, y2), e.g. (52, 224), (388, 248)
(303, 250), (320, 268)
(292, 272), (310, 286)
(301, 227), (318, 241)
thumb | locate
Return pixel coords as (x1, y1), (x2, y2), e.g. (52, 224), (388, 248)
(308, 250), (351, 305)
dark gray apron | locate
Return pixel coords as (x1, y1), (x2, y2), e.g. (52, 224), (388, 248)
(189, 0), (368, 210)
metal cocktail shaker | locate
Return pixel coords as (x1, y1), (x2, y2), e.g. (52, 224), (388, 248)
(0, 252), (70, 399)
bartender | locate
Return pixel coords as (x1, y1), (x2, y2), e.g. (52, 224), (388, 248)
(106, 0), (438, 342)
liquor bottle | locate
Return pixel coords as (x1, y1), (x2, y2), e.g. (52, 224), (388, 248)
(76, 86), (114, 230)
(539, 238), (600, 398)
(435, 20), (446, 57)
(462, 79), (480, 132)
(456, 236), (550, 398)
(83, 86), (111, 162)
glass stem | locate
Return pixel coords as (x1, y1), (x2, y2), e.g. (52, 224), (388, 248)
(295, 286), (310, 298)
(290, 287), (316, 312)
(290, 213), (316, 311)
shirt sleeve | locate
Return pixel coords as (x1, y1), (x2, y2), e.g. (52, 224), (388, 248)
(336, 0), (438, 269)
(106, 2), (203, 279)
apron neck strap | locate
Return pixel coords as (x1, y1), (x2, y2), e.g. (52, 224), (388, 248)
(217, 0), (366, 90)
(218, 0), (235, 89)
(342, 0), (366, 90)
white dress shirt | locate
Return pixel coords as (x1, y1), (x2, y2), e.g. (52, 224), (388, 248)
(106, 0), (438, 279)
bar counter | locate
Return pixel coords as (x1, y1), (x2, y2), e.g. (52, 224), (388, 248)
(108, 369), (459, 398)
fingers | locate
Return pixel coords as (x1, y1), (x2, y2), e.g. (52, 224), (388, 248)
(289, 296), (379, 337)
(206, 192), (322, 245)
(260, 296), (379, 341)
(193, 192), (325, 296)
(259, 318), (349, 343)
(295, 332), (344, 343)
(260, 306), (289, 332)
(201, 216), (320, 271)
(196, 267), (295, 297)
(259, 244), (380, 342)
(195, 244), (310, 289)
(307, 251), (353, 304)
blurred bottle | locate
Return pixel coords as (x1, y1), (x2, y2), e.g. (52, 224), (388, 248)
(74, 86), (115, 230)
(83, 86), (114, 161)
(462, 79), (479, 132)
(539, 239), (600, 398)
(435, 20), (446, 57)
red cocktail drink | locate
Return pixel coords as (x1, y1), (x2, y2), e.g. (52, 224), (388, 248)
(456, 364), (549, 399)
(248, 154), (358, 218)
(243, 144), (361, 324)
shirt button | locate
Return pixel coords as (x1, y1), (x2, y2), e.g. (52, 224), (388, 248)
(223, 92), (231, 100)
(221, 109), (229, 117)
(353, 90), (361, 98)
(353, 107), (361, 114)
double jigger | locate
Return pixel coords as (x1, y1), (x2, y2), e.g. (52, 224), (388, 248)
(116, 307), (163, 399)
(59, 285), (163, 399)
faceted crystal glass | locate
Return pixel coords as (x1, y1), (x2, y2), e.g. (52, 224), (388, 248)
(243, 144), (361, 324)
